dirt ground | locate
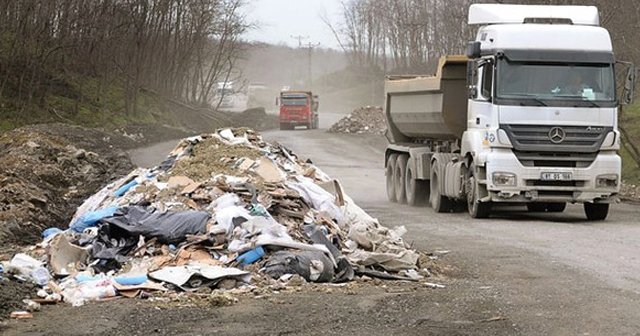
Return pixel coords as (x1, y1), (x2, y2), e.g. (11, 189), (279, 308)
(0, 124), (135, 246)
(4, 118), (640, 335)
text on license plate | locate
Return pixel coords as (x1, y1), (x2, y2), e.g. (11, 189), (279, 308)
(541, 172), (572, 181)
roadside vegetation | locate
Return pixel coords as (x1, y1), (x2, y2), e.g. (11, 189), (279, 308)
(0, 0), (248, 133)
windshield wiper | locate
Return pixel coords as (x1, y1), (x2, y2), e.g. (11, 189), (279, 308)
(552, 94), (602, 107)
(501, 94), (548, 106)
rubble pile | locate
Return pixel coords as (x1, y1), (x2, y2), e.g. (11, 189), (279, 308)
(329, 106), (386, 135)
(621, 182), (640, 202)
(1, 128), (431, 314)
(0, 124), (134, 245)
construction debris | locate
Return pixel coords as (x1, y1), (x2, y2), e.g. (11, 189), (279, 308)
(1, 128), (431, 314)
(329, 106), (386, 135)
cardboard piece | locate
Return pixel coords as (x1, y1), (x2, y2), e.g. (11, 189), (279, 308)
(168, 176), (195, 189)
(254, 157), (284, 183)
(49, 234), (90, 276)
(181, 182), (202, 195)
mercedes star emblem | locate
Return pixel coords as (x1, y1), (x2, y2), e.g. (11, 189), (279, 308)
(548, 127), (566, 144)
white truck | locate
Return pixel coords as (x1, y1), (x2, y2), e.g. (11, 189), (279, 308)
(384, 4), (636, 220)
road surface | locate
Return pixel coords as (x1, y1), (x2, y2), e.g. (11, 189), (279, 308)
(7, 121), (640, 336)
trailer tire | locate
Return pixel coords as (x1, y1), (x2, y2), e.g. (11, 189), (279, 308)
(386, 154), (398, 202)
(429, 161), (451, 212)
(405, 161), (428, 206)
(395, 154), (408, 204)
(466, 165), (491, 218)
(584, 203), (609, 221)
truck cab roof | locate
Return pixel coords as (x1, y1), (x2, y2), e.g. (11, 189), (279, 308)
(476, 24), (613, 55)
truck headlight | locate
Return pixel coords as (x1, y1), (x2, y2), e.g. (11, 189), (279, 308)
(493, 172), (517, 186)
(596, 174), (618, 188)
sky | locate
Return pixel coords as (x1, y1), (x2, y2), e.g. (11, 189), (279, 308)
(243, 0), (344, 50)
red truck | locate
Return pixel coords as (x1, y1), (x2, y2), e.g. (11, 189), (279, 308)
(278, 91), (319, 130)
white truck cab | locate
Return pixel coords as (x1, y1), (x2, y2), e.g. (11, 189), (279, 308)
(383, 4), (636, 221)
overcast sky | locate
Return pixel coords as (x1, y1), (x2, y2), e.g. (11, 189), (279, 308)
(243, 0), (344, 50)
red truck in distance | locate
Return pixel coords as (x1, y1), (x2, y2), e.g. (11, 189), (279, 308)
(278, 91), (319, 130)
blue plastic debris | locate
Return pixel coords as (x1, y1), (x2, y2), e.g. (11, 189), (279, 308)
(114, 179), (138, 197)
(114, 275), (148, 286)
(237, 246), (265, 265)
(70, 206), (119, 233)
(42, 227), (63, 239)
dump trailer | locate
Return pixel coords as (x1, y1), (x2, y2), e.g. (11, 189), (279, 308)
(384, 4), (636, 220)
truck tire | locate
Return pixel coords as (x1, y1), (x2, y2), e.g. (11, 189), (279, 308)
(466, 165), (491, 218)
(430, 161), (451, 212)
(394, 154), (408, 204)
(386, 154), (398, 203)
(280, 123), (291, 131)
(584, 203), (609, 221)
(405, 160), (428, 206)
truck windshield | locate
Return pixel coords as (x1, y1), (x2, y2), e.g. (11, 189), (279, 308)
(282, 97), (308, 106)
(496, 60), (615, 106)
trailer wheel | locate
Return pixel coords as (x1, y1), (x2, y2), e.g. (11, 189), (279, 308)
(466, 165), (491, 218)
(429, 161), (451, 212)
(394, 154), (408, 204)
(405, 161), (428, 206)
(386, 154), (398, 202)
(584, 203), (609, 221)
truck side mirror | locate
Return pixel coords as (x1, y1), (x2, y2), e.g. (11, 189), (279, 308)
(621, 65), (636, 105)
(467, 41), (481, 59)
(275, 97), (279, 106)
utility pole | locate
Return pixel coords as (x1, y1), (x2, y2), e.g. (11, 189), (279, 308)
(290, 35), (308, 48)
(303, 41), (320, 89)
(291, 36), (320, 89)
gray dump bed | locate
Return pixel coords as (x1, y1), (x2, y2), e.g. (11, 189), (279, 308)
(384, 56), (469, 144)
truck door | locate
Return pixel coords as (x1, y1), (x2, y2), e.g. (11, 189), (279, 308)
(468, 58), (495, 129)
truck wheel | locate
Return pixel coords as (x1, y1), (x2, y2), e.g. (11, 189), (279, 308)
(466, 166), (491, 218)
(280, 123), (287, 131)
(386, 154), (398, 202)
(405, 161), (428, 206)
(584, 203), (609, 221)
(429, 162), (451, 212)
(394, 154), (408, 204)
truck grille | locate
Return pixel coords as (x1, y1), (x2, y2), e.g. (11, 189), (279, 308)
(502, 124), (611, 167)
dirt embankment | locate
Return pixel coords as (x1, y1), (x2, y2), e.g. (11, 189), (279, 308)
(0, 124), (135, 246)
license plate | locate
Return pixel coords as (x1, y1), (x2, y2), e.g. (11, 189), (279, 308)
(541, 172), (572, 181)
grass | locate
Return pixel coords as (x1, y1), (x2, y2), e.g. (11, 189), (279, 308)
(0, 73), (169, 132)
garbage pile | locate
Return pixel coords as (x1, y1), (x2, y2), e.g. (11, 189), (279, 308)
(1, 128), (428, 312)
(329, 106), (386, 135)
(0, 124), (134, 246)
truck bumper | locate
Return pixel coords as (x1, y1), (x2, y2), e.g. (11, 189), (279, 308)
(483, 149), (620, 204)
